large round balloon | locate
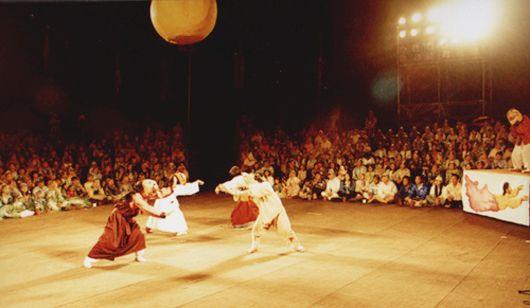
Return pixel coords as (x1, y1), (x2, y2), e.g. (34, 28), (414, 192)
(150, 0), (217, 45)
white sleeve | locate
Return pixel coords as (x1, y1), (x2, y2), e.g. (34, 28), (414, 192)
(222, 176), (244, 193)
(249, 182), (274, 199)
(173, 182), (200, 196)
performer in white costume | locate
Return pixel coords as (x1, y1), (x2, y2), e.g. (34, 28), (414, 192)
(216, 173), (304, 254)
(146, 172), (203, 235)
(216, 166), (259, 228)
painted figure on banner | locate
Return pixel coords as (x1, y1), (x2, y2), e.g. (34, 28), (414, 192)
(464, 175), (529, 212)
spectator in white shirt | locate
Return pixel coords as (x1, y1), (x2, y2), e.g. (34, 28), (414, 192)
(353, 173), (369, 201)
(372, 174), (397, 204)
(427, 176), (445, 206)
(443, 174), (462, 208)
(321, 169), (341, 201)
(366, 175), (381, 203)
(285, 171), (301, 198)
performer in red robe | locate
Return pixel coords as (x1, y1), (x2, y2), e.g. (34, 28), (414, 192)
(83, 180), (166, 268)
(507, 108), (530, 173)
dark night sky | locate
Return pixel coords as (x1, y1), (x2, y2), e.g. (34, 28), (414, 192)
(0, 0), (529, 180)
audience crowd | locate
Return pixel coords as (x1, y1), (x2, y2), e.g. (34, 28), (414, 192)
(0, 126), (187, 219)
(0, 111), (518, 220)
(239, 114), (514, 208)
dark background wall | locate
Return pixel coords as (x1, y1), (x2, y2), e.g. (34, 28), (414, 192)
(0, 0), (529, 182)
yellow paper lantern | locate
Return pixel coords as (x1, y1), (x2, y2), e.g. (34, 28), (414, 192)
(150, 0), (217, 45)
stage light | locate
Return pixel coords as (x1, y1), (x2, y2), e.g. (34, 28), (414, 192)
(398, 17), (406, 25)
(425, 26), (436, 35)
(411, 12), (422, 23)
(432, 0), (499, 44)
(427, 6), (448, 23)
(410, 29), (418, 36)
(399, 30), (407, 38)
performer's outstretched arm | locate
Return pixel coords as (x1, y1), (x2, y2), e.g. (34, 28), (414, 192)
(172, 179), (204, 196)
(215, 177), (244, 195)
(132, 194), (166, 218)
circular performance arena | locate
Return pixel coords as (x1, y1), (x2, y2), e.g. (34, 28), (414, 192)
(2, 193), (529, 307)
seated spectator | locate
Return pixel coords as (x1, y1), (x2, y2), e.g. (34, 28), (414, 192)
(177, 162), (190, 182)
(273, 178), (286, 198)
(338, 173), (355, 202)
(64, 185), (91, 208)
(427, 176), (445, 207)
(119, 176), (133, 195)
(443, 174), (462, 208)
(1, 185), (33, 219)
(365, 175), (381, 203)
(372, 174), (397, 204)
(84, 176), (108, 205)
(445, 162), (461, 181)
(88, 162), (103, 181)
(263, 169), (275, 187)
(491, 152), (508, 169)
(396, 176), (412, 206)
(103, 178), (122, 201)
(311, 173), (326, 200)
(365, 165), (375, 184)
(407, 176), (430, 208)
(427, 164), (444, 185)
(70, 177), (88, 197)
(353, 173), (369, 202)
(46, 180), (68, 211)
(285, 171), (301, 198)
(352, 159), (367, 181)
(299, 181), (314, 200)
(14, 183), (34, 213)
(32, 179), (49, 214)
(322, 170), (341, 201)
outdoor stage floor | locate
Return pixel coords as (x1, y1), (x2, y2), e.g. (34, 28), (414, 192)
(1, 193), (530, 307)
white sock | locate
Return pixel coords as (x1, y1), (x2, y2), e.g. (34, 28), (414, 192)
(83, 257), (97, 268)
(135, 249), (147, 262)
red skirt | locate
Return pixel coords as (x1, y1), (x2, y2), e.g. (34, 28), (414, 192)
(88, 209), (146, 260)
(231, 201), (259, 228)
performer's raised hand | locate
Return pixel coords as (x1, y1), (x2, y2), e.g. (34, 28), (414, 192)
(215, 185), (222, 194)
(195, 180), (205, 186)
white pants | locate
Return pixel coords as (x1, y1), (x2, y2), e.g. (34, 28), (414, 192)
(512, 144), (530, 171)
(250, 208), (300, 249)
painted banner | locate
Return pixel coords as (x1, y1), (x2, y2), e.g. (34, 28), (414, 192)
(463, 170), (530, 226)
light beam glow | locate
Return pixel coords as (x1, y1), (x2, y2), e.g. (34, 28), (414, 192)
(430, 0), (499, 44)
(411, 12), (422, 23)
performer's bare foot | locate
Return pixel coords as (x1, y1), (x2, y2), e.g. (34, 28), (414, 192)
(247, 246), (258, 254)
(83, 257), (97, 268)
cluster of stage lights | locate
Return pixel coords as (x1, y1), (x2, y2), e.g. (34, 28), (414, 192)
(398, 0), (499, 46)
